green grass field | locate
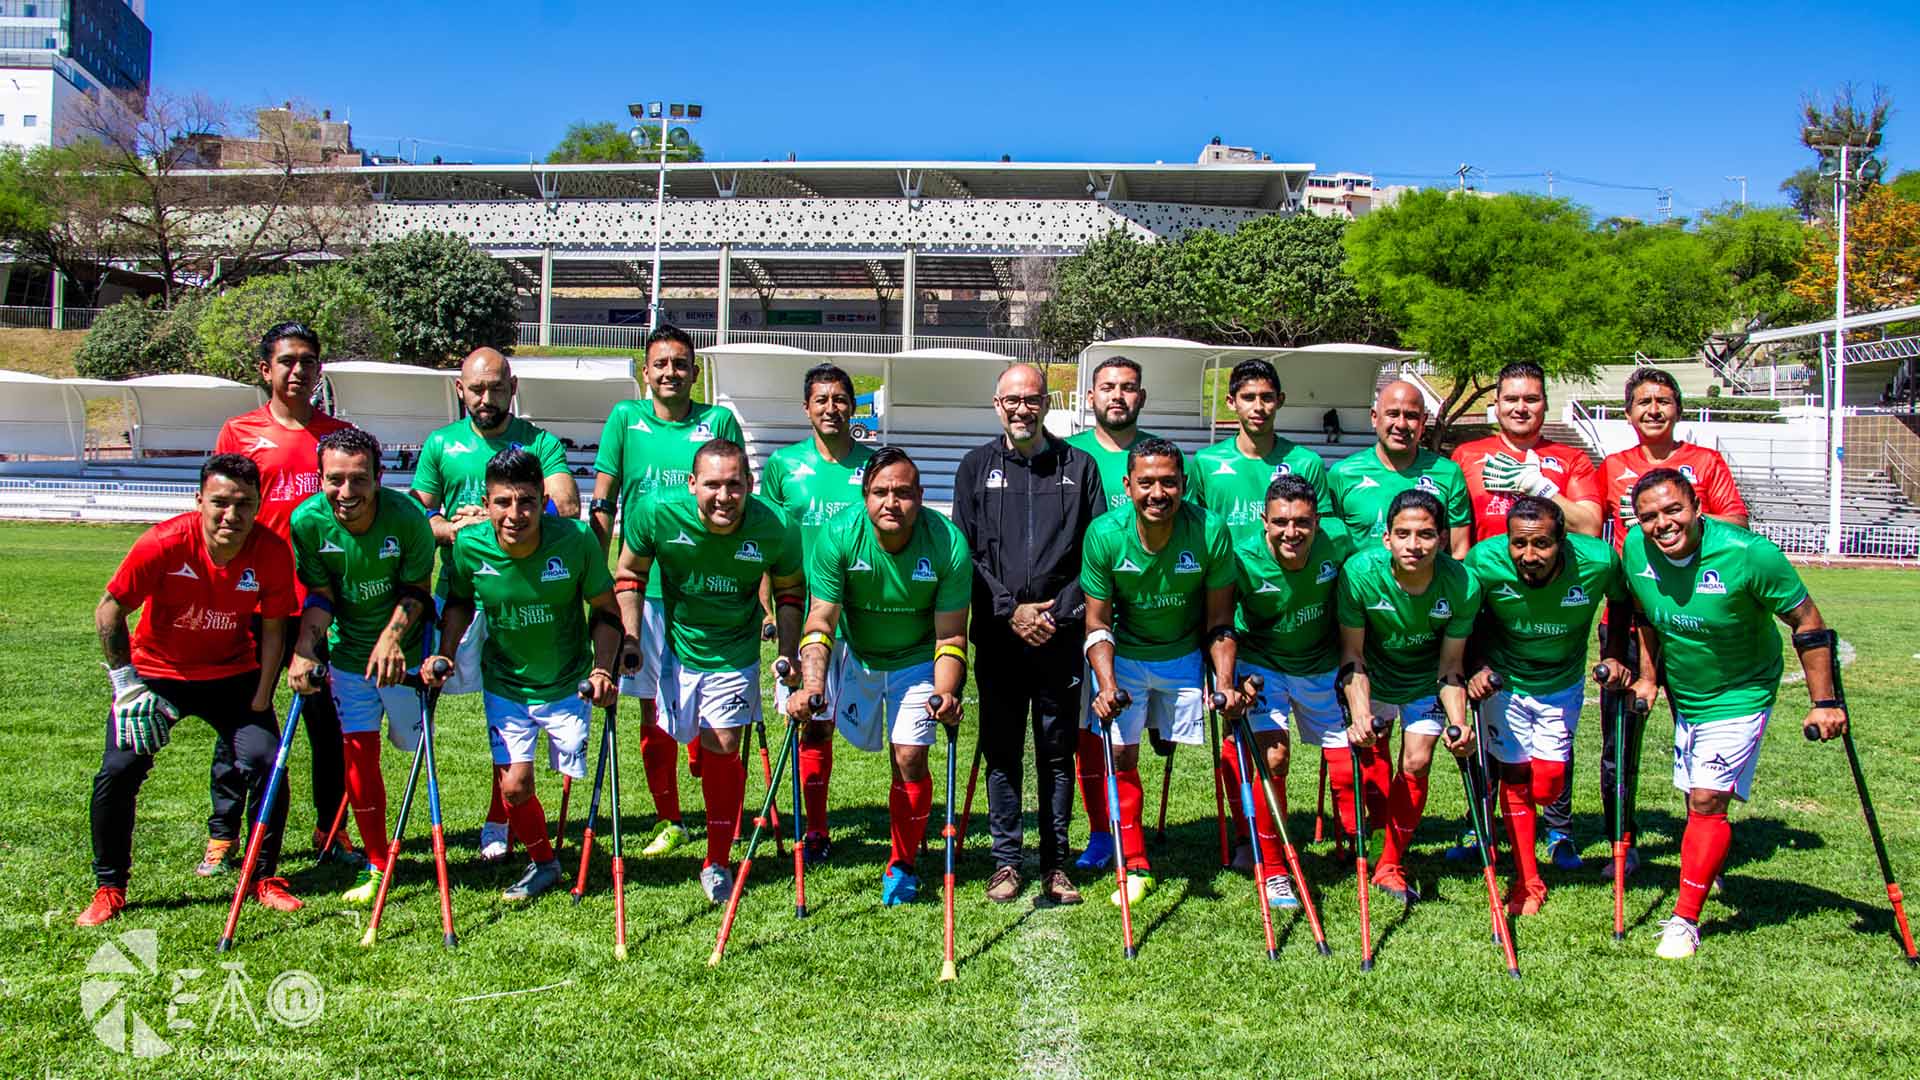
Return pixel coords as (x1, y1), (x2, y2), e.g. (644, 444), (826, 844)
(3, 521), (1919, 1079)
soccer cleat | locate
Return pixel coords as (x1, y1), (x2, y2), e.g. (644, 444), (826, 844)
(1230, 843), (1255, 874)
(985, 865), (1023, 904)
(1506, 877), (1548, 917)
(75, 887), (127, 927)
(1370, 863), (1420, 905)
(1074, 832), (1115, 871)
(341, 865), (381, 905)
(1545, 830), (1583, 872)
(1040, 869), (1082, 906)
(194, 838), (235, 877)
(1109, 871), (1155, 908)
(478, 821), (509, 863)
(1655, 915), (1700, 959)
(253, 877), (304, 912)
(314, 828), (359, 867)
(881, 863), (920, 906)
(1441, 829), (1478, 862)
(802, 831), (832, 868)
(1600, 846), (1643, 881)
(1264, 874), (1300, 910)
(699, 863), (733, 904)
(502, 860), (562, 903)
(641, 821), (689, 858)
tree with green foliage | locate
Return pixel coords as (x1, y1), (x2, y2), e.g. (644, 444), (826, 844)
(0, 144), (138, 308)
(1889, 171), (1920, 204)
(547, 120), (704, 164)
(196, 264), (395, 382)
(1783, 84), (1891, 221)
(344, 231), (518, 366)
(1607, 222), (1731, 355)
(1695, 206), (1815, 328)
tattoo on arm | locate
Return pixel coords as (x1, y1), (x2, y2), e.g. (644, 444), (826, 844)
(97, 595), (132, 668)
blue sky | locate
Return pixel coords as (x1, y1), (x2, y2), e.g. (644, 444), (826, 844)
(152, 1), (1916, 220)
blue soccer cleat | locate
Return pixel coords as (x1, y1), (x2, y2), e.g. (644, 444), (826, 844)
(1546, 830), (1583, 871)
(1074, 832), (1115, 871)
(881, 863), (920, 906)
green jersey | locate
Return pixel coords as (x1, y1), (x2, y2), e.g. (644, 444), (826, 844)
(1195, 435), (1332, 544)
(1080, 503), (1235, 663)
(1233, 524), (1353, 675)
(1328, 446), (1472, 542)
(1336, 544), (1482, 704)
(593, 399), (744, 599)
(288, 488), (436, 673)
(623, 490), (802, 671)
(1063, 429), (1204, 512)
(445, 515), (613, 704)
(413, 416), (571, 513)
(1466, 532), (1624, 695)
(809, 505), (971, 672)
(760, 438), (874, 551)
(1621, 518), (1808, 722)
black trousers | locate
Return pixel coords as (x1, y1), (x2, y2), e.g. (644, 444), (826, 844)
(1539, 614), (1646, 839)
(974, 627), (1081, 873)
(92, 671), (290, 888)
(210, 622), (342, 840)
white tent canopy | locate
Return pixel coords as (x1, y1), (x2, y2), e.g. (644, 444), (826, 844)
(62, 374), (266, 458)
(509, 357), (640, 449)
(0, 370), (90, 461)
(322, 362), (457, 450)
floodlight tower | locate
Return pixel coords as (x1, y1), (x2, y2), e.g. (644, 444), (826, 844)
(629, 101), (704, 331)
(1803, 122), (1881, 555)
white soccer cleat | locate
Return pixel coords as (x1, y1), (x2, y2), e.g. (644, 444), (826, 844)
(479, 821), (509, 863)
(1264, 874), (1300, 910)
(1655, 916), (1700, 960)
(699, 863), (733, 904)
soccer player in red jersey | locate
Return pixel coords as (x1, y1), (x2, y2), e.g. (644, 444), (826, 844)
(1453, 361), (1604, 542)
(78, 455), (305, 926)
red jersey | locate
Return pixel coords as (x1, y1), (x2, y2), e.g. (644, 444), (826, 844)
(1601, 442), (1749, 550)
(106, 512), (299, 681)
(213, 406), (352, 540)
(1452, 434), (1603, 541)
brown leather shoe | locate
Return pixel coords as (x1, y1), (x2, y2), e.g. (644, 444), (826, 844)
(1040, 869), (1082, 906)
(985, 865), (1023, 903)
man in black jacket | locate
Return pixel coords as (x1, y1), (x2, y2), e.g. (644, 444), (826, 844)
(953, 364), (1107, 906)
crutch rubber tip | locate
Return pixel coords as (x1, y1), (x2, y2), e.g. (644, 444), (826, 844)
(1508, 970), (1522, 981)
(939, 961), (957, 982)
(1613, 932), (1625, 943)
(1265, 948), (1279, 961)
(1122, 947), (1138, 960)
(707, 950), (723, 967)
(1316, 942), (1332, 957)
(359, 929), (376, 947)
(444, 933), (458, 949)
(1803, 723), (1821, 741)
(615, 943), (628, 961)
(1359, 959), (1373, 972)
(215, 937), (233, 953)
(795, 905), (808, 919)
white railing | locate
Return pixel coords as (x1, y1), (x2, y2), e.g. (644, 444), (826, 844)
(1754, 521), (1920, 561)
(1565, 398), (1605, 455)
(1581, 403), (1784, 424)
(0, 305), (103, 330)
(514, 322), (1052, 361)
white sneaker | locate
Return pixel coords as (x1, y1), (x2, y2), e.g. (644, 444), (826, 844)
(479, 821), (509, 863)
(1264, 874), (1300, 909)
(1655, 915), (1700, 959)
(699, 863), (733, 903)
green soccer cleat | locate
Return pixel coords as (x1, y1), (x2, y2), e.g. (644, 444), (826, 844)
(641, 821), (689, 858)
(341, 865), (381, 905)
(1109, 871), (1155, 908)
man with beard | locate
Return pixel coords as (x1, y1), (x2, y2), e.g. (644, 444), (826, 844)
(1329, 381), (1472, 560)
(1196, 357), (1330, 545)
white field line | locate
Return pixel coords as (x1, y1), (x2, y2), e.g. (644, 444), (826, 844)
(1013, 907), (1085, 1080)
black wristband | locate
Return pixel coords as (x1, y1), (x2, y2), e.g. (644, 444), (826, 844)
(1812, 698), (1844, 710)
(590, 497), (616, 516)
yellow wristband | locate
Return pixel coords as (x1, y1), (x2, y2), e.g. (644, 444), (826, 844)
(800, 631), (834, 653)
(934, 644), (968, 665)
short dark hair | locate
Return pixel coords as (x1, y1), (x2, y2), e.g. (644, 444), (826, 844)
(645, 323), (697, 359)
(1625, 367), (1682, 411)
(485, 447), (543, 491)
(1265, 473), (1319, 511)
(201, 452), (260, 492)
(1228, 358), (1281, 398)
(691, 437), (750, 479)
(802, 363), (855, 403)
(315, 426), (382, 475)
(1505, 494), (1564, 540)
(1496, 361), (1546, 395)
(1127, 437), (1184, 479)
(1630, 466), (1696, 513)
(259, 321), (320, 361)
(1386, 489), (1445, 531)
(1090, 355), (1142, 385)
(862, 445), (920, 493)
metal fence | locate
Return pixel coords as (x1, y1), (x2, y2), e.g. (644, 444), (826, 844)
(1754, 521), (1920, 561)
(515, 322), (1053, 361)
(0, 305), (102, 330)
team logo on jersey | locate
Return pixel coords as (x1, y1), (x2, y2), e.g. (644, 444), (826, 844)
(849, 466), (866, 485)
(1316, 561), (1338, 584)
(1116, 557), (1144, 574)
(1679, 464), (1699, 483)
(1255, 580), (1282, 594)
(986, 469), (1007, 489)
(379, 536), (401, 559)
(1416, 476), (1441, 495)
(912, 557), (937, 582)
(1060, 474), (1076, 486)
(1541, 457), (1566, 474)
(168, 563), (199, 580)
(1430, 598), (1452, 619)
(243, 434), (278, 452)
(1353, 476), (1381, 489)
(1271, 463), (1293, 478)
(849, 556), (873, 572)
(540, 557), (571, 582)
(1173, 550), (1200, 574)
(445, 442), (475, 455)
(691, 421), (714, 442)
(1492, 583), (1523, 601)
(669, 530), (697, 546)
(318, 538), (345, 554)
(1697, 569), (1726, 594)
(1636, 564), (1657, 580)
(1212, 459), (1237, 475)
(235, 569), (259, 592)
(1618, 465), (1639, 481)
(626, 417), (653, 433)
(474, 561), (502, 577)
(789, 461), (816, 479)
(735, 541), (763, 563)
(1368, 599), (1395, 612)
(1560, 586), (1590, 607)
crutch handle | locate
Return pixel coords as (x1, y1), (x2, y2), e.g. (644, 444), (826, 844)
(428, 657), (452, 679)
(1446, 724), (1464, 742)
(761, 621), (778, 641)
(928, 694), (947, 713)
(806, 692), (826, 715)
(1209, 691), (1226, 710)
(1112, 690), (1132, 710)
(1244, 674), (1265, 693)
(1629, 696), (1650, 716)
(1592, 663), (1610, 684)
(294, 662), (330, 694)
(1485, 671), (1504, 692)
(577, 679), (595, 700)
(773, 657), (793, 680)
(1804, 723), (1821, 742)
(1370, 715), (1391, 736)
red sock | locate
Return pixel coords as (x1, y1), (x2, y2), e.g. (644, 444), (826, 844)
(687, 739), (704, 779)
(486, 772), (509, 826)
(639, 713), (683, 823)
(1325, 749), (1359, 837)
(341, 732), (388, 868)
(506, 794), (553, 863)
(799, 734), (833, 836)
(700, 749), (745, 868)
(888, 778), (933, 869)
(1675, 809), (1731, 921)
(1501, 767), (1541, 890)
(1529, 757), (1568, 808)
(1114, 767), (1149, 871)
(1076, 730), (1109, 834)
(1356, 744), (1393, 833)
(1378, 768), (1431, 868)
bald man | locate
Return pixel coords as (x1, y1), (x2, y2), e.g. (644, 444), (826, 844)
(952, 365), (1106, 904)
(1328, 381), (1473, 560)
(412, 346), (580, 860)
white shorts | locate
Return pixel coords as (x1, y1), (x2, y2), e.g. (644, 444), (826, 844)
(435, 602), (487, 697)
(831, 643), (936, 752)
(329, 667), (423, 752)
(483, 691), (590, 780)
(1483, 680), (1584, 766)
(618, 598), (666, 701)
(1672, 710), (1770, 800)
(1240, 663), (1347, 749)
(658, 653), (761, 744)
(1369, 695), (1445, 738)
(1092, 652), (1206, 748)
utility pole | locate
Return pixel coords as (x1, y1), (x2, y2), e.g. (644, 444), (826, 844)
(1804, 121), (1882, 554)
(1725, 175), (1747, 208)
(1455, 163), (1475, 192)
(1656, 188), (1673, 221)
(1545, 170), (1554, 197)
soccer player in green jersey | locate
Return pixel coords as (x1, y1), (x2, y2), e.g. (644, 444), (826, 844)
(1464, 496), (1627, 915)
(1196, 358), (1331, 545)
(589, 324), (745, 859)
(616, 439), (804, 902)
(423, 449), (623, 904)
(787, 447), (971, 906)
(1061, 354), (1200, 871)
(1621, 467), (1842, 959)
(287, 427), (437, 903)
(1336, 489), (1481, 903)
(411, 347), (578, 860)
(1226, 474), (1352, 907)
(1328, 380), (1473, 559)
(759, 363), (873, 865)
(1082, 438), (1243, 907)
